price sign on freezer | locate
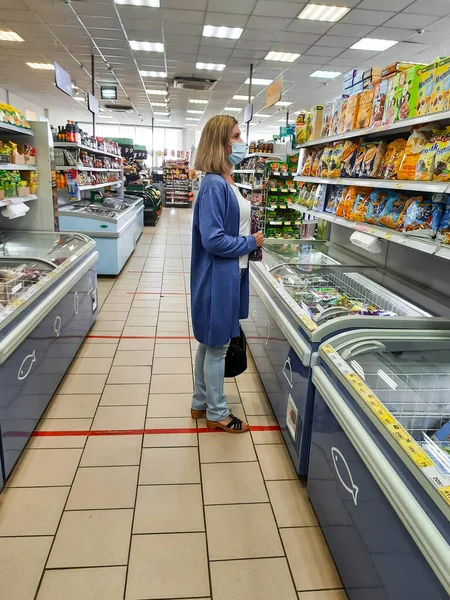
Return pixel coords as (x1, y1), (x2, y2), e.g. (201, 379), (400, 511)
(438, 486), (450, 504)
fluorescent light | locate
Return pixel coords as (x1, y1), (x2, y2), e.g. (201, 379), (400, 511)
(187, 109), (204, 114)
(245, 78), (272, 85)
(130, 41), (164, 52)
(267, 125), (279, 128)
(275, 101), (292, 107)
(203, 25), (243, 40)
(351, 38), (398, 51)
(152, 102), (168, 107)
(298, 4), (350, 22)
(74, 96), (86, 102)
(26, 62), (55, 70)
(224, 107), (242, 112)
(146, 89), (168, 95)
(0, 31), (24, 42)
(114, 0), (160, 5)
(196, 62), (226, 71)
(310, 70), (341, 79)
(140, 70), (167, 77)
(189, 99), (208, 104)
(254, 113), (271, 118)
(156, 119), (171, 123)
(233, 95), (254, 101)
(154, 111), (170, 115)
(265, 51), (300, 63)
(99, 114), (114, 119)
(186, 117), (200, 121)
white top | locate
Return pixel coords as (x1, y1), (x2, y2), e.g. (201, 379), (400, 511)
(230, 184), (251, 269)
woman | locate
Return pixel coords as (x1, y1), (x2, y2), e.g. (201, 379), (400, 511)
(190, 115), (264, 434)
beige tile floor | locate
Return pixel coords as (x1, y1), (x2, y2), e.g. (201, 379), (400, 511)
(0, 210), (347, 600)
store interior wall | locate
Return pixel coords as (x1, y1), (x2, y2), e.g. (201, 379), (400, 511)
(0, 86), (47, 121)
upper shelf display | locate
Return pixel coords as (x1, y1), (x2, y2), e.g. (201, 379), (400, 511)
(0, 104), (32, 135)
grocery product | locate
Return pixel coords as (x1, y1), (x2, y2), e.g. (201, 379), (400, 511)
(397, 126), (433, 180)
(312, 184), (327, 212)
(361, 141), (386, 178)
(328, 143), (344, 178)
(353, 143), (371, 177)
(319, 146), (333, 177)
(330, 97), (347, 136)
(432, 131), (450, 181)
(321, 102), (333, 138)
(301, 149), (316, 176)
(349, 190), (373, 222)
(370, 79), (390, 127)
(403, 198), (445, 237)
(382, 76), (398, 125)
(415, 135), (440, 181)
(379, 139), (407, 179)
(356, 88), (374, 129)
(396, 65), (423, 120)
(417, 62), (437, 116)
(337, 97), (348, 134)
(309, 106), (324, 140)
(437, 203), (450, 244)
(325, 186), (345, 214)
(311, 149), (323, 177)
(363, 68), (382, 88)
(340, 139), (360, 177)
(378, 193), (411, 229)
(287, 154), (299, 173)
(344, 94), (360, 131)
(0, 103), (31, 130)
(295, 111), (310, 145)
(366, 191), (389, 225)
(336, 186), (361, 219)
(382, 62), (420, 78)
(433, 57), (450, 112)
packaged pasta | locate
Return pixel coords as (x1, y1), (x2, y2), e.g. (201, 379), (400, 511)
(349, 190), (373, 222)
(340, 139), (360, 177)
(366, 190), (389, 224)
(311, 149), (323, 177)
(361, 141), (386, 178)
(325, 186), (345, 214)
(437, 203), (450, 245)
(328, 143), (344, 178)
(336, 186), (360, 219)
(378, 138), (407, 179)
(415, 136), (439, 181)
(319, 146), (333, 177)
(432, 131), (450, 181)
(353, 143), (371, 177)
(402, 199), (445, 237)
(378, 193), (411, 229)
(301, 149), (316, 176)
(397, 126), (434, 180)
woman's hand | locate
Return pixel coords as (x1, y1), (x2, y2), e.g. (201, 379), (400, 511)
(252, 231), (264, 247)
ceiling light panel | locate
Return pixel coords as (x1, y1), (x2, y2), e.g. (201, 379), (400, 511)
(0, 31), (24, 42)
(233, 95), (254, 101)
(254, 113), (271, 118)
(156, 119), (171, 123)
(187, 117), (201, 120)
(187, 109), (204, 114)
(224, 107), (242, 112)
(152, 102), (168, 106)
(310, 70), (342, 78)
(265, 51), (300, 62)
(114, 0), (160, 5)
(189, 99), (209, 104)
(275, 101), (292, 107)
(298, 4), (350, 22)
(140, 70), (167, 77)
(203, 25), (243, 40)
(196, 62), (226, 71)
(154, 111), (170, 115)
(350, 38), (398, 51)
(26, 63), (55, 70)
(146, 89), (168, 95)
(245, 78), (272, 85)
(130, 41), (164, 52)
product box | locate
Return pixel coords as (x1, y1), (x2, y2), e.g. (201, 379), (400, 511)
(432, 421), (450, 443)
(11, 149), (25, 164)
(321, 102), (333, 138)
(309, 105), (324, 140)
(382, 62), (421, 78)
(363, 67), (382, 81)
(330, 96), (348, 136)
(393, 66), (420, 121)
(344, 69), (359, 85)
(337, 97), (349, 134)
(346, 81), (364, 96)
(370, 78), (390, 127)
(344, 93), (360, 132)
(295, 111), (310, 145)
(382, 75), (399, 125)
(25, 155), (36, 166)
(17, 186), (30, 197)
(417, 62), (437, 116)
(353, 71), (364, 86)
(433, 57), (450, 112)
(356, 88), (374, 129)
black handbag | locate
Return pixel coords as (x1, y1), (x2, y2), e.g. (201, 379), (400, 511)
(225, 326), (247, 378)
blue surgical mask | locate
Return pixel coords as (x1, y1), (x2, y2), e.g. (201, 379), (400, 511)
(228, 142), (247, 166)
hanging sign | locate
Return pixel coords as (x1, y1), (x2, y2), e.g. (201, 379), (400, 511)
(266, 76), (283, 109)
(88, 93), (99, 115)
(54, 62), (73, 97)
(243, 103), (253, 124)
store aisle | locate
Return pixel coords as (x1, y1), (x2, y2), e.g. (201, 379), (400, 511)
(0, 209), (346, 600)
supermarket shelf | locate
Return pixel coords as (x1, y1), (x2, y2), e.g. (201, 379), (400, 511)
(245, 152), (285, 159)
(0, 122), (33, 136)
(0, 193), (37, 208)
(268, 220), (303, 226)
(293, 175), (450, 194)
(0, 163), (36, 170)
(235, 182), (254, 190)
(298, 108), (450, 148)
(56, 166), (122, 172)
(291, 204), (445, 256)
(233, 169), (258, 174)
(54, 142), (121, 160)
(79, 181), (122, 191)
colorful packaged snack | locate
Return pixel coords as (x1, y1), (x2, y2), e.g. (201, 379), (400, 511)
(349, 190), (373, 222)
(356, 88), (374, 129)
(403, 199), (445, 237)
(416, 62), (437, 116)
(378, 139), (407, 179)
(437, 203), (450, 245)
(336, 186), (360, 219)
(378, 193), (410, 229)
(301, 149), (316, 176)
(295, 111), (310, 144)
(287, 154), (299, 173)
(311, 149), (323, 177)
(382, 76), (398, 125)
(396, 196), (418, 231)
(340, 139), (360, 177)
(361, 141), (386, 178)
(432, 131), (450, 181)
(352, 143), (371, 177)
(328, 143), (344, 178)
(309, 105), (324, 140)
(366, 190), (389, 225)
(325, 186), (345, 214)
(344, 93), (360, 131)
(370, 79), (389, 127)
(312, 184), (327, 212)
(319, 146), (333, 177)
(415, 136), (439, 181)
(433, 57), (450, 112)
(330, 97), (347, 136)
(321, 102), (333, 138)
(397, 126), (433, 180)
(337, 97), (349, 134)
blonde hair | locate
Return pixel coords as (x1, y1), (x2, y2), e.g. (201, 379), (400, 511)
(194, 115), (238, 174)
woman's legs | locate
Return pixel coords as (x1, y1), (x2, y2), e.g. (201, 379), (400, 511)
(191, 342), (230, 422)
(192, 343), (207, 414)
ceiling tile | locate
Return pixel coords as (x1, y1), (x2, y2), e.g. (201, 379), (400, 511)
(204, 12), (249, 27)
(269, 43), (310, 54)
(163, 22), (203, 35)
(340, 9), (395, 26)
(368, 26), (416, 41)
(241, 29), (285, 41)
(198, 46), (233, 58)
(404, 0), (450, 15)
(426, 16), (450, 30)
(383, 13), (440, 29)
(329, 23), (376, 37)
(236, 39), (274, 51)
(303, 45), (344, 58)
(286, 20), (333, 34)
(201, 37), (237, 48)
(232, 49), (266, 59)
(206, 0), (257, 14)
(246, 15), (294, 30)
(253, 1), (303, 18)
(121, 19), (161, 33)
(115, 5), (161, 20)
(319, 35), (360, 48)
(71, 1), (117, 18)
(278, 32), (322, 45)
(161, 0), (208, 8)
(405, 30), (450, 44)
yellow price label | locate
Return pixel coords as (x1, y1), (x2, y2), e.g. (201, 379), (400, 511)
(371, 405), (397, 425)
(397, 437), (434, 468)
(438, 486), (450, 504)
(387, 422), (410, 442)
(384, 233), (393, 240)
(322, 344), (335, 355)
(299, 315), (317, 330)
(394, 182), (403, 189)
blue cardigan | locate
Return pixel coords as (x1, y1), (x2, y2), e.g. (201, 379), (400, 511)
(191, 173), (257, 347)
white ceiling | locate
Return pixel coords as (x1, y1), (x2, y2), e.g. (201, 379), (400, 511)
(1, 0), (450, 136)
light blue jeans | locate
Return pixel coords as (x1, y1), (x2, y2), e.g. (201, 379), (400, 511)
(192, 342), (230, 422)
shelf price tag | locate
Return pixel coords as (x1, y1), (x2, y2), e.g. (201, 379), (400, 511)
(438, 486), (450, 504)
(384, 233), (393, 240)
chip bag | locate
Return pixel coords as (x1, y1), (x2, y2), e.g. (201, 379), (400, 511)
(415, 136), (439, 181)
(340, 139), (360, 177)
(311, 149), (323, 177)
(397, 126), (434, 180)
(378, 138), (407, 179)
(378, 193), (410, 229)
(361, 141), (386, 178)
(403, 199), (445, 237)
(432, 130), (450, 181)
(437, 203), (450, 245)
(366, 190), (389, 225)
(328, 143), (344, 178)
(336, 186), (360, 219)
(319, 146), (333, 177)
(353, 143), (371, 177)
(349, 190), (373, 222)
(325, 186), (344, 214)
(301, 149), (316, 177)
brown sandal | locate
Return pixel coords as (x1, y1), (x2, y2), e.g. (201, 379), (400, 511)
(191, 408), (206, 419)
(206, 414), (250, 434)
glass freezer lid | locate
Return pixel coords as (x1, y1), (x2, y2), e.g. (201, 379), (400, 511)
(0, 231), (94, 266)
(320, 332), (450, 517)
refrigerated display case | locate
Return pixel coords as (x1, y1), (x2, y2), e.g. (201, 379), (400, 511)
(58, 195), (143, 275)
(243, 241), (450, 475)
(0, 231), (98, 488)
(308, 330), (450, 599)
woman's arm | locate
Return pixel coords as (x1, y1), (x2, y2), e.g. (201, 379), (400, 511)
(199, 185), (257, 258)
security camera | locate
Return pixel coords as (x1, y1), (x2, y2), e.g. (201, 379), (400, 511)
(416, 29), (425, 35)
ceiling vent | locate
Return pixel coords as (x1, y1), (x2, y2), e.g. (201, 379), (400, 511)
(103, 102), (134, 112)
(174, 77), (217, 91)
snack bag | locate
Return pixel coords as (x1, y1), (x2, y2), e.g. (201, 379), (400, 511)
(301, 149), (316, 176)
(403, 199), (445, 237)
(382, 76), (397, 125)
(336, 186), (359, 219)
(361, 141), (386, 178)
(353, 143), (371, 177)
(366, 190), (389, 224)
(437, 203), (450, 245)
(340, 139), (360, 177)
(330, 97), (346, 136)
(349, 190), (373, 222)
(312, 184), (327, 212)
(415, 135), (440, 181)
(311, 149), (323, 177)
(319, 146), (333, 177)
(397, 126), (433, 180)
(337, 97), (349, 134)
(344, 93), (360, 132)
(396, 196), (418, 231)
(378, 139), (407, 179)
(378, 193), (409, 229)
(325, 186), (345, 214)
(432, 131), (450, 181)
(306, 184), (318, 209)
(287, 154), (299, 173)
(356, 88), (374, 129)
(309, 106), (324, 140)
(328, 143), (344, 178)
(321, 102), (333, 138)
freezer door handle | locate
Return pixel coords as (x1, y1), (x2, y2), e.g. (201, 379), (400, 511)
(312, 365), (450, 595)
(341, 340), (386, 361)
(282, 357), (293, 388)
(315, 306), (351, 324)
(265, 319), (270, 345)
(74, 291), (79, 315)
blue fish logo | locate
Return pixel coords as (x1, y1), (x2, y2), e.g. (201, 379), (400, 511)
(331, 447), (359, 506)
(18, 350), (36, 381)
